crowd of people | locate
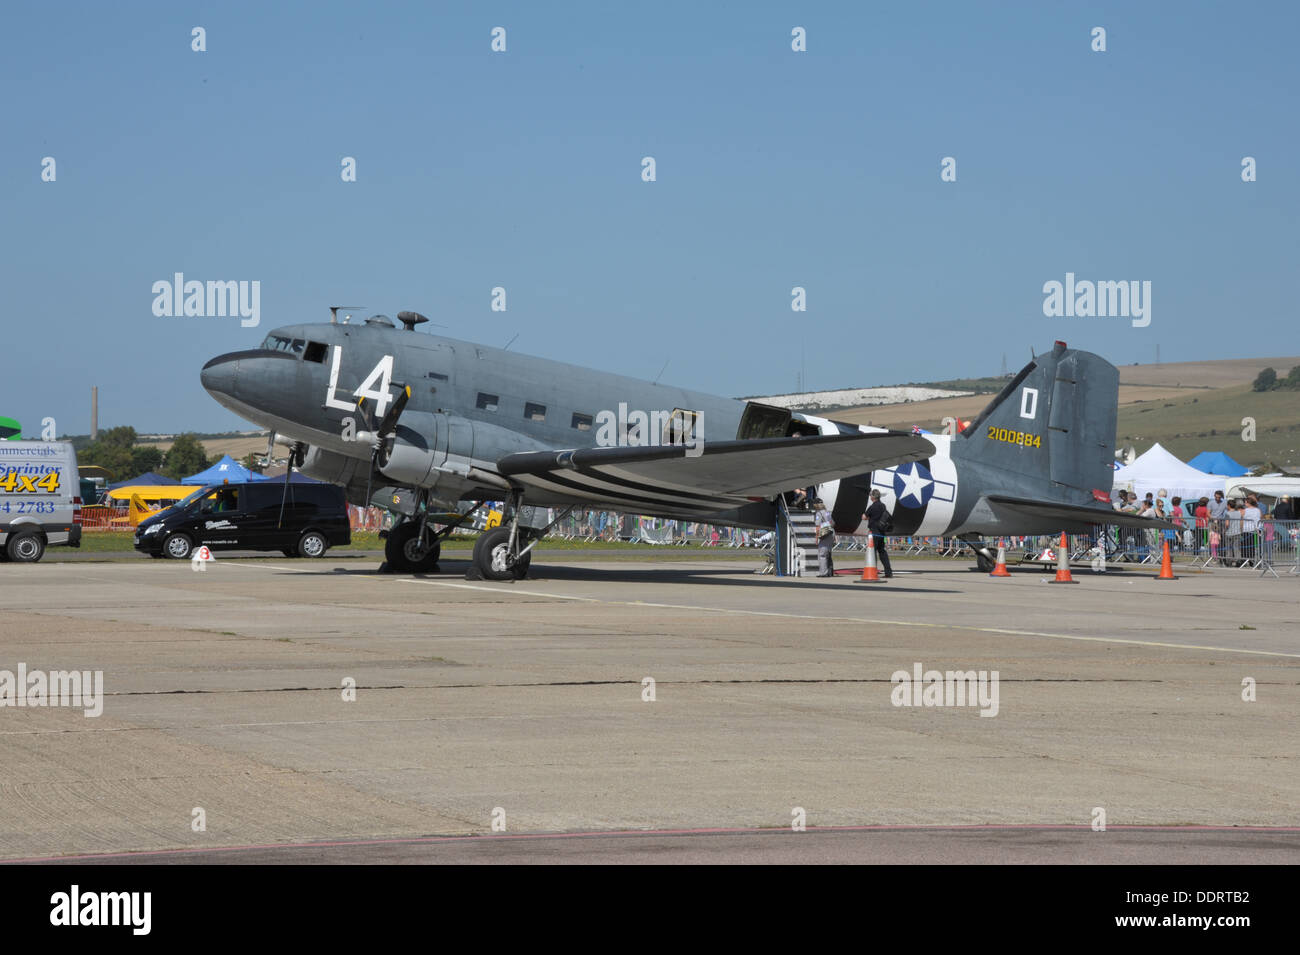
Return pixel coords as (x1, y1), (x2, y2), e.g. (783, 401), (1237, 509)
(1110, 488), (1295, 566)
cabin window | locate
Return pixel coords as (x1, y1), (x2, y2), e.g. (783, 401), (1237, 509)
(524, 402), (546, 422)
(476, 392), (500, 412)
(664, 409), (701, 445)
(304, 341), (327, 363)
(571, 412), (593, 431)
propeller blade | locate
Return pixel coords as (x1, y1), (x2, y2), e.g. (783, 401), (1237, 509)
(355, 396), (376, 434)
(377, 384), (411, 437)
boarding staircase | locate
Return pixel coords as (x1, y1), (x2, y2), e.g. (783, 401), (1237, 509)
(776, 499), (821, 576)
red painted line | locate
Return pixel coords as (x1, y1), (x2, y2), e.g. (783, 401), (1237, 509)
(5, 823), (1298, 864)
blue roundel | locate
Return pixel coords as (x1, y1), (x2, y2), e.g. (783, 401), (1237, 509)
(892, 461), (935, 509)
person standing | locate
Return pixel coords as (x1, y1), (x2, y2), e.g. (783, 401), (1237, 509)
(1194, 496), (1210, 556)
(813, 498), (836, 577)
(864, 490), (894, 579)
(1224, 500), (1243, 566)
(1242, 496), (1261, 563)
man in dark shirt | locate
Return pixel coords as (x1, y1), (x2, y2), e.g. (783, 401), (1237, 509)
(864, 489), (894, 578)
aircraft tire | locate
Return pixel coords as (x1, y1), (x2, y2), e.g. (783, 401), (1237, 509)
(386, 522), (440, 573)
(974, 551), (993, 573)
(473, 527), (529, 581)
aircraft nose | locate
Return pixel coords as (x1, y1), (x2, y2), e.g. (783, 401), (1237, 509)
(200, 352), (240, 399)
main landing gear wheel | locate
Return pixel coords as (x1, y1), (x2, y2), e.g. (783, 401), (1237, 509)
(472, 527), (531, 581)
(974, 550), (994, 573)
(385, 521), (441, 573)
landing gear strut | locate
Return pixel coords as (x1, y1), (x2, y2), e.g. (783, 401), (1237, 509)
(964, 537), (996, 573)
(380, 491), (489, 574)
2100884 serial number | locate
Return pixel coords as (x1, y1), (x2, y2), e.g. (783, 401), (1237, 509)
(987, 426), (1041, 448)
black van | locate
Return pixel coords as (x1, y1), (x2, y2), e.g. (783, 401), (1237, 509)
(134, 481), (350, 559)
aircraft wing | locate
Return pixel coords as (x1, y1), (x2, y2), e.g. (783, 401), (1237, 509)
(985, 494), (1179, 530)
(496, 432), (932, 509)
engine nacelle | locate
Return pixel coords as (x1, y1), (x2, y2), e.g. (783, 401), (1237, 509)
(300, 446), (370, 486)
(377, 425), (439, 487)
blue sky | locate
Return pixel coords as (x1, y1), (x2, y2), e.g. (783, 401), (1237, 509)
(3, 1), (1297, 434)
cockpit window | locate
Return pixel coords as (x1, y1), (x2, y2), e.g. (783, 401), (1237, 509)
(304, 341), (327, 363)
(261, 335), (296, 353)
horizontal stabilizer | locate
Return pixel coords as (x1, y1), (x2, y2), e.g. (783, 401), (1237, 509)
(985, 494), (1178, 530)
(497, 432), (932, 510)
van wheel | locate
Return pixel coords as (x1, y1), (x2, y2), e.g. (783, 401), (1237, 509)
(6, 531), (45, 563)
(163, 532), (194, 560)
(298, 531), (328, 558)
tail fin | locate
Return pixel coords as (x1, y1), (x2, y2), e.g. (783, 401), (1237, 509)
(958, 341), (1118, 503)
(129, 493), (159, 526)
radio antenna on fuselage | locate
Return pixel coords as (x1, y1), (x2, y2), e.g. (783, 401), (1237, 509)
(329, 305), (365, 324)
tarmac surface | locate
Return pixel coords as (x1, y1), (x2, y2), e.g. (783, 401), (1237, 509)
(1, 553), (1297, 863)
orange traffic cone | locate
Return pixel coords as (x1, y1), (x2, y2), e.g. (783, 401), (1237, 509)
(858, 534), (884, 582)
(1154, 539), (1178, 580)
(989, 540), (1011, 577)
(1049, 532), (1077, 584)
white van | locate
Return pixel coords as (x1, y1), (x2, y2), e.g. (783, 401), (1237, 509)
(0, 441), (82, 562)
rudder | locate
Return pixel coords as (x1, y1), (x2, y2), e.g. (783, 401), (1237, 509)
(958, 342), (1117, 504)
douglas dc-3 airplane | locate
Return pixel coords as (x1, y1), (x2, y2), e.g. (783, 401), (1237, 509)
(200, 309), (1167, 579)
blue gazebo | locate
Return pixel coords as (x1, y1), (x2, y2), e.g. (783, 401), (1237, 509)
(182, 455), (274, 485)
(1188, 451), (1249, 477)
(107, 470), (172, 491)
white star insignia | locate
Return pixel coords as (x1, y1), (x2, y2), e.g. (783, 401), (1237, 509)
(896, 465), (932, 506)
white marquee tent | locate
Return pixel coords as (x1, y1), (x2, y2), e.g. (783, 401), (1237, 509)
(1111, 443), (1221, 502)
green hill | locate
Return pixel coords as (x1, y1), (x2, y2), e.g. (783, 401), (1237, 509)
(1117, 383), (1300, 469)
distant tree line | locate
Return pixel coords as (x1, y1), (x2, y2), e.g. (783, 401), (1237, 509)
(76, 426), (212, 482)
(1252, 367), (1300, 392)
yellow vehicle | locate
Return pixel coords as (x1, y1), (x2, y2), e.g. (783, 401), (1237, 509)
(104, 485), (194, 527)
